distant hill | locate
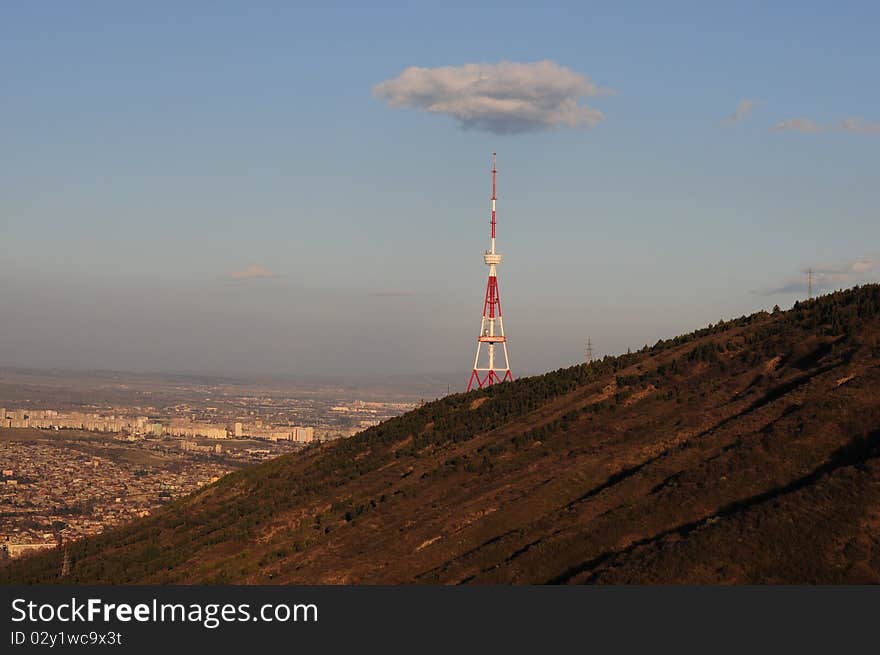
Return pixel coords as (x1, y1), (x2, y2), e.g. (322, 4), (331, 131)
(5, 285), (880, 584)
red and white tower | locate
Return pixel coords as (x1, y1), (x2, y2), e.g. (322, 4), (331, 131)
(468, 153), (513, 391)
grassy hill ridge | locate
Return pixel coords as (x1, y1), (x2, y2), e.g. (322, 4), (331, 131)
(4, 285), (880, 584)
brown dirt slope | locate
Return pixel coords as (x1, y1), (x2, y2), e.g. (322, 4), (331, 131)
(4, 285), (880, 584)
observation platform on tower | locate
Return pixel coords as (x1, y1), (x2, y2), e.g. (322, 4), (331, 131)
(483, 252), (503, 265)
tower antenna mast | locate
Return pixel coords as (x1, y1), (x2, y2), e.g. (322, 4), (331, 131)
(468, 153), (513, 391)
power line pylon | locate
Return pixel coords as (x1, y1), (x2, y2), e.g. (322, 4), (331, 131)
(56, 532), (70, 578)
(60, 546), (71, 578)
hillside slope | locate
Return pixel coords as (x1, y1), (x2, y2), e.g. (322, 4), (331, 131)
(4, 286), (880, 584)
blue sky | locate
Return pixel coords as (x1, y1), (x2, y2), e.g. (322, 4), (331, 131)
(2, 2), (879, 382)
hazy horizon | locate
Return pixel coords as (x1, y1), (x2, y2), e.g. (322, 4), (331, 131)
(0, 290), (829, 383)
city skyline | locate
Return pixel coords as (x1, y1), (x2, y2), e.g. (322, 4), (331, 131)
(3, 2), (880, 378)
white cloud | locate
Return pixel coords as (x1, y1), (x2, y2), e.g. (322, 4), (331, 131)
(756, 257), (880, 296)
(772, 117), (821, 133)
(841, 117), (880, 134)
(814, 258), (879, 279)
(230, 264), (277, 280)
(850, 258), (876, 273)
(373, 60), (613, 134)
(721, 99), (757, 126)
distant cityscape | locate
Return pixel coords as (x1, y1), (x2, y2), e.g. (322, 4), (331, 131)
(0, 374), (418, 562)
(1, 397), (417, 442)
(1, 408), (318, 442)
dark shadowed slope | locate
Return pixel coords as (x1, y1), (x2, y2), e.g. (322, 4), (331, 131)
(4, 286), (880, 584)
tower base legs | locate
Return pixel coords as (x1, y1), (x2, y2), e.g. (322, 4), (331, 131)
(467, 369), (513, 391)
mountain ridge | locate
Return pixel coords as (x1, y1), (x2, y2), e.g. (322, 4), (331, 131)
(4, 285), (880, 584)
